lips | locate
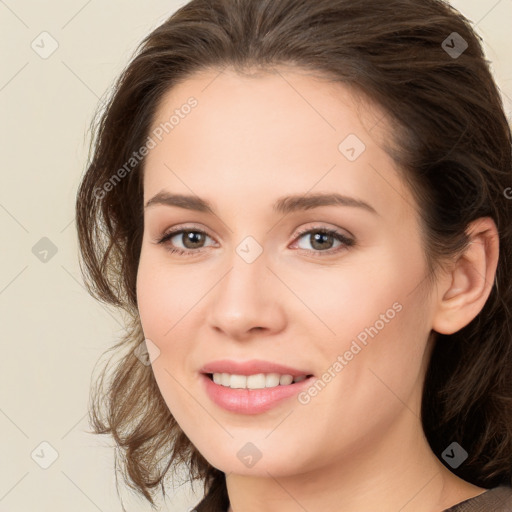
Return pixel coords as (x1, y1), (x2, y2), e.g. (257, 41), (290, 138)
(199, 359), (315, 413)
(199, 359), (313, 377)
(201, 372), (315, 414)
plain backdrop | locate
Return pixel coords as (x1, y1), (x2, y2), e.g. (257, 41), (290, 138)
(1, 1), (511, 511)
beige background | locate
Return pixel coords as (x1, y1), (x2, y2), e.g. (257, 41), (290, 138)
(0, 1), (511, 511)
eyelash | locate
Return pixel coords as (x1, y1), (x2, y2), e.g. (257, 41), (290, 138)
(156, 224), (355, 258)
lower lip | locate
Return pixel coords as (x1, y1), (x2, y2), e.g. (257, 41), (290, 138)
(201, 373), (314, 414)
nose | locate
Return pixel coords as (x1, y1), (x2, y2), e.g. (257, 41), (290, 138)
(206, 249), (287, 341)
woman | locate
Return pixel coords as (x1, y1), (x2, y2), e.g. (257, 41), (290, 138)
(76, 0), (512, 510)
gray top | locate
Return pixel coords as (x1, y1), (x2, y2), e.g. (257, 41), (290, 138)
(443, 486), (512, 511)
(194, 485), (512, 511)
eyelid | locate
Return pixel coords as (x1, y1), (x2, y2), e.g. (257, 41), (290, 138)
(290, 223), (354, 242)
(155, 222), (351, 241)
(155, 222), (355, 255)
(289, 224), (355, 254)
(154, 223), (217, 244)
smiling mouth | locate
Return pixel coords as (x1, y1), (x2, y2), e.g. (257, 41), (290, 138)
(205, 372), (314, 389)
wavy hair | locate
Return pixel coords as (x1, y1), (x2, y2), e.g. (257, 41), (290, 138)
(75, 0), (512, 510)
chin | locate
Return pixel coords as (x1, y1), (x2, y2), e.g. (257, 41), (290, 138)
(193, 439), (314, 478)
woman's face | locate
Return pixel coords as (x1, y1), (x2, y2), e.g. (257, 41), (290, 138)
(136, 66), (436, 477)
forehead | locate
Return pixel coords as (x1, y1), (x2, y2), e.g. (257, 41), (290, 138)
(142, 66), (416, 223)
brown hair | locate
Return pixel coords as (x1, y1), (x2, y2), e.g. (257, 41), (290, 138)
(75, 0), (512, 510)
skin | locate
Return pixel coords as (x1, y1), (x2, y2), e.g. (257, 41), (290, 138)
(136, 66), (499, 512)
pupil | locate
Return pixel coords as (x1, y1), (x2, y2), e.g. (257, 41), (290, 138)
(312, 232), (332, 250)
(185, 231), (204, 248)
(180, 231), (334, 250)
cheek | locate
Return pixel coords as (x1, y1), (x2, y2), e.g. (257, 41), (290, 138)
(292, 290), (429, 466)
(298, 241), (430, 411)
(136, 254), (196, 413)
(136, 262), (168, 339)
(283, 240), (426, 352)
(136, 248), (202, 339)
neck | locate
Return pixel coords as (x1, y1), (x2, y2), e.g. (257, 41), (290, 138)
(225, 408), (484, 512)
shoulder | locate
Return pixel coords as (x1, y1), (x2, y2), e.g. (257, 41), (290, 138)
(444, 485), (512, 511)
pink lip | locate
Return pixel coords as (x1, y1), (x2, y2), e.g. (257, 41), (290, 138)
(199, 359), (315, 414)
(199, 359), (312, 377)
(200, 373), (315, 414)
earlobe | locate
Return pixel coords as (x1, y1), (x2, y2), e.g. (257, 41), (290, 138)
(432, 217), (499, 335)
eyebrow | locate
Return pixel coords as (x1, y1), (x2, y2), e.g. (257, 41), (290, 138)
(144, 191), (378, 216)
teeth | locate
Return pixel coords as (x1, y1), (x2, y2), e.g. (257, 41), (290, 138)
(230, 374), (247, 389)
(247, 373), (266, 389)
(266, 373), (280, 387)
(279, 374), (294, 386)
(221, 373), (231, 387)
(211, 372), (309, 389)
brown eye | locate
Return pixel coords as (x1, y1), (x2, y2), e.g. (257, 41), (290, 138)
(177, 230), (208, 249)
(301, 231), (336, 251)
(294, 227), (354, 254)
(157, 228), (215, 255)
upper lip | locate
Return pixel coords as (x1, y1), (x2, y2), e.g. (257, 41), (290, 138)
(200, 359), (313, 377)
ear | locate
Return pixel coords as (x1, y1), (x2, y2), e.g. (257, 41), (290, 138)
(431, 217), (499, 335)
